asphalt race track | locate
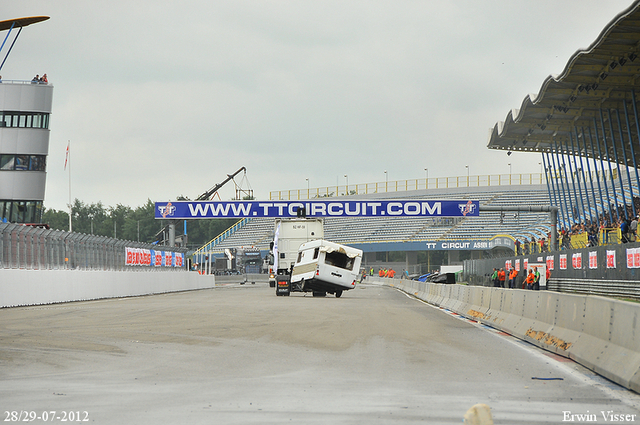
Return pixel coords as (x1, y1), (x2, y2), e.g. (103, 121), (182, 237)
(1, 283), (640, 424)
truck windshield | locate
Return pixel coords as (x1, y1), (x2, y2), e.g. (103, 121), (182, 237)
(324, 251), (355, 271)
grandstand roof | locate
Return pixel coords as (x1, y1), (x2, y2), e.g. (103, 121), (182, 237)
(487, 0), (640, 164)
(0, 16), (49, 32)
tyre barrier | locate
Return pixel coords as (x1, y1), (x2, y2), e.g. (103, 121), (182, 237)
(372, 276), (640, 393)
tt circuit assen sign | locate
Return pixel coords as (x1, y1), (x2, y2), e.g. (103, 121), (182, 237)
(155, 200), (479, 219)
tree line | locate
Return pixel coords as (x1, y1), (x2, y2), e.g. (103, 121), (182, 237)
(42, 199), (239, 248)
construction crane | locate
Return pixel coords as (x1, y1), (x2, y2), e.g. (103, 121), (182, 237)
(154, 167), (252, 247)
(196, 167), (252, 201)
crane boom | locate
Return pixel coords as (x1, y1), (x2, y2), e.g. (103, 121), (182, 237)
(196, 167), (247, 201)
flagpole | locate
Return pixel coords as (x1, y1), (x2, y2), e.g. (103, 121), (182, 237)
(66, 140), (72, 232)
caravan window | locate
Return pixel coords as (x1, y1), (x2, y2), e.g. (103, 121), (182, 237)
(324, 250), (355, 271)
(313, 248), (319, 260)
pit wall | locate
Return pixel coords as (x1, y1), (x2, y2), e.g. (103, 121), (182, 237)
(0, 269), (214, 308)
(370, 276), (640, 393)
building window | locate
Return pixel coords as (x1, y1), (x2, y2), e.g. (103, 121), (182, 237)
(0, 154), (13, 170)
(0, 154), (47, 171)
(0, 111), (50, 129)
(0, 200), (43, 223)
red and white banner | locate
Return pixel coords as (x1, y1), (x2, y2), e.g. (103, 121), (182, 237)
(606, 250), (616, 269)
(125, 247), (184, 268)
(588, 251), (597, 269)
(627, 248), (640, 269)
(546, 255), (554, 271)
(572, 253), (582, 269)
(559, 254), (567, 270)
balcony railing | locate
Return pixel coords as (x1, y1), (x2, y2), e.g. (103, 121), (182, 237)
(270, 173), (545, 201)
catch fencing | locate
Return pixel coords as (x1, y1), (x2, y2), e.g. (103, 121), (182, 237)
(0, 222), (187, 271)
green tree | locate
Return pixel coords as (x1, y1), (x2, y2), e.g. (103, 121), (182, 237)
(42, 208), (69, 231)
(42, 197), (242, 248)
(122, 199), (160, 242)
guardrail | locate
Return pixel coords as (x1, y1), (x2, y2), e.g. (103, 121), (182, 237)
(193, 217), (250, 257)
(548, 278), (640, 301)
(0, 79), (51, 85)
(0, 222), (187, 271)
(270, 173), (544, 200)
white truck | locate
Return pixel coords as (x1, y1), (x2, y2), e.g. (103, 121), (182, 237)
(269, 218), (324, 287)
(276, 239), (363, 298)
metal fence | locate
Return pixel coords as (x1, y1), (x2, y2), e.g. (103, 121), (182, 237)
(0, 222), (188, 271)
(270, 173), (545, 200)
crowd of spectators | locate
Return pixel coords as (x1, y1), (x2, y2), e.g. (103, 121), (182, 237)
(515, 196), (640, 253)
(31, 74), (48, 84)
(558, 196), (640, 247)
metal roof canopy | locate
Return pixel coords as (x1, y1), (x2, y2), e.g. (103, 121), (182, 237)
(487, 1), (640, 166)
(0, 16), (50, 72)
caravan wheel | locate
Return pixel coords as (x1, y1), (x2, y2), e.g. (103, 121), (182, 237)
(335, 290), (343, 298)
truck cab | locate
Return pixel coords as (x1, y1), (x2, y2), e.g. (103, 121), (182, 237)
(270, 218), (324, 287)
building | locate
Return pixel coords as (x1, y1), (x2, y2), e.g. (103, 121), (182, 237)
(0, 16), (52, 223)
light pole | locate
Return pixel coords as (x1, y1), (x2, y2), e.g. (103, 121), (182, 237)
(424, 168), (428, 189)
(306, 178), (309, 199)
(344, 174), (348, 195)
(465, 165), (469, 186)
(539, 162), (543, 183)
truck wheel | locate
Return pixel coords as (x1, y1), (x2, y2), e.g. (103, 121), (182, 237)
(312, 291), (326, 297)
(335, 290), (343, 298)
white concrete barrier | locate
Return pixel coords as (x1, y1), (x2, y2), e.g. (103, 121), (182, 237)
(377, 276), (640, 393)
(484, 289), (507, 328)
(1, 269), (214, 308)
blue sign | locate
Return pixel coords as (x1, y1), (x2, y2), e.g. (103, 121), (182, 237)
(154, 200), (479, 219)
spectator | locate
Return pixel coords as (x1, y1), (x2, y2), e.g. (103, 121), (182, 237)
(532, 266), (540, 291)
(621, 219), (630, 243)
(491, 268), (499, 287)
(498, 268), (506, 288)
(525, 269), (535, 290)
(508, 267), (517, 289)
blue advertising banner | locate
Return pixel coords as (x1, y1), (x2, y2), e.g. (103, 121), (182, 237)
(154, 200), (479, 219)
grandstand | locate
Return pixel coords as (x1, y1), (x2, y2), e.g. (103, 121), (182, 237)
(196, 181), (554, 258)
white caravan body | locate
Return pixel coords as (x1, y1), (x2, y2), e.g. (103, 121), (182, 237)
(290, 239), (362, 294)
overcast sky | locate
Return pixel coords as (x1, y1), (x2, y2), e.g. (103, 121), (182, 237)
(2, 0), (637, 210)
